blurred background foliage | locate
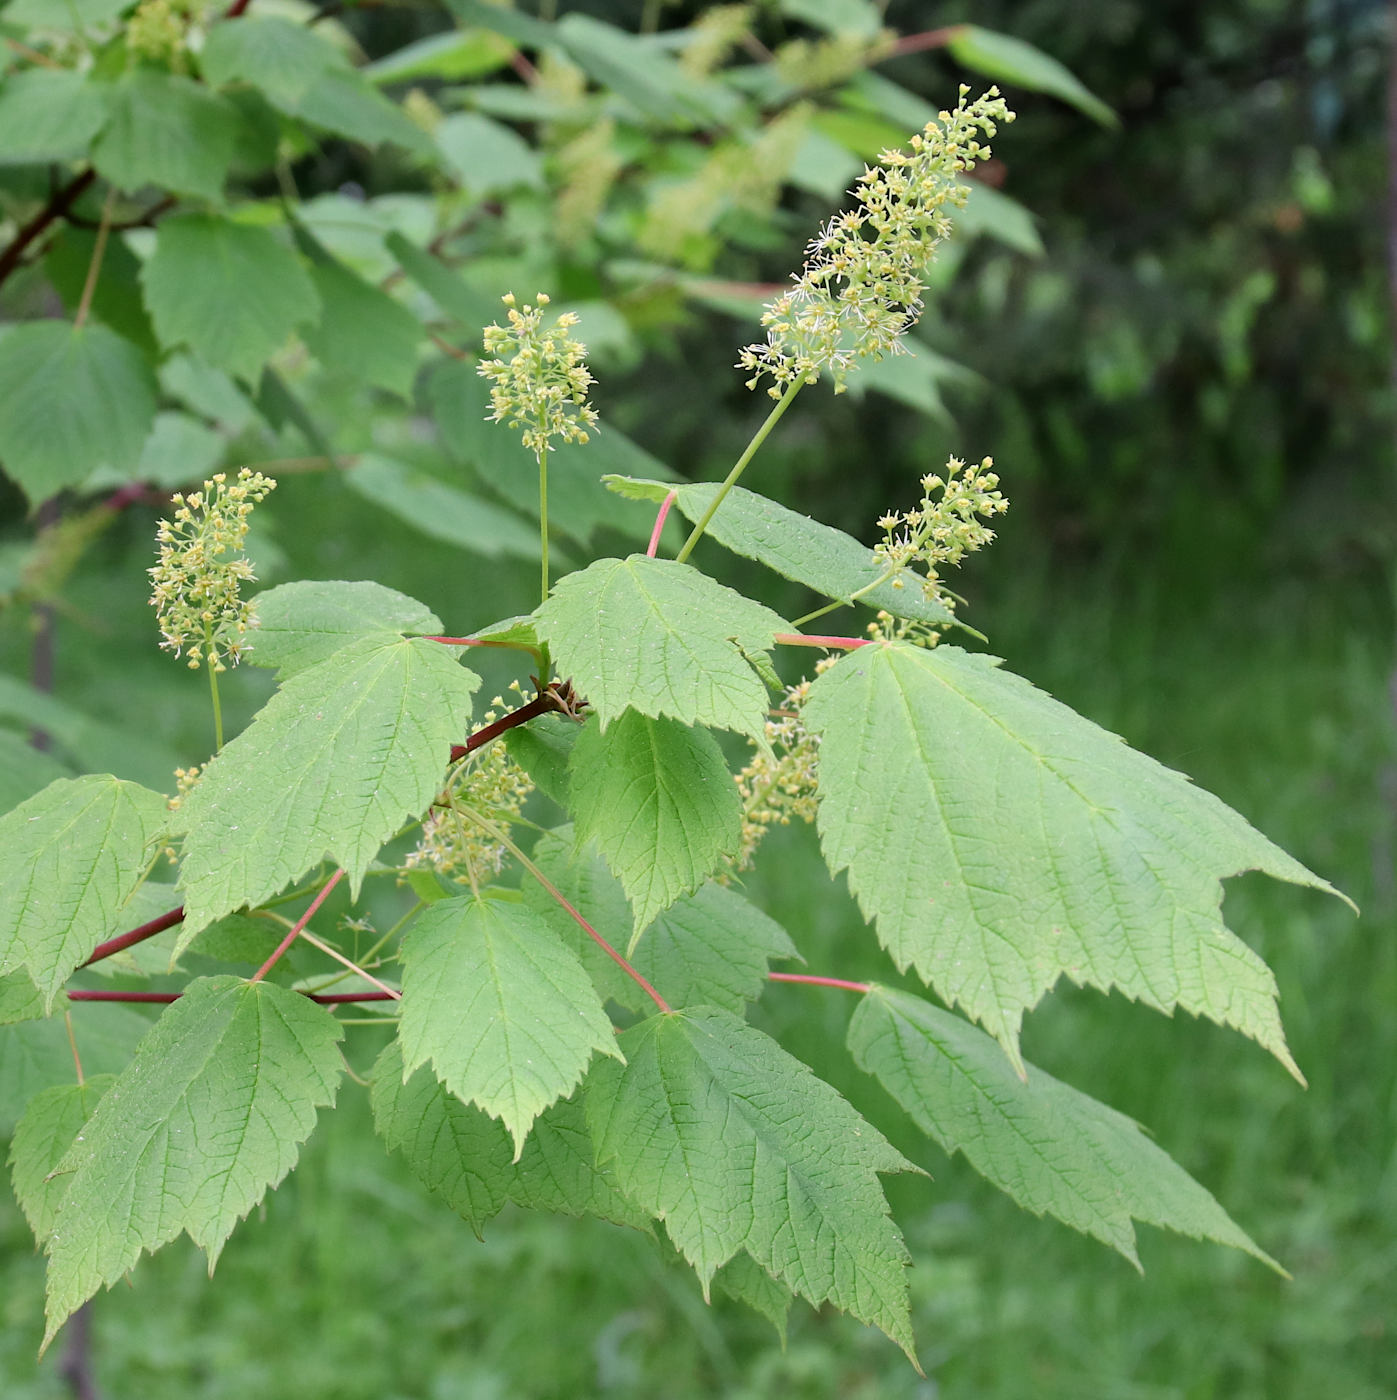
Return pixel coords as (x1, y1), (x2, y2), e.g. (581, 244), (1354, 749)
(0, 0), (1392, 1395)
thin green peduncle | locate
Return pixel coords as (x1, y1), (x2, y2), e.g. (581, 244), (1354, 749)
(537, 437), (550, 603)
(674, 371), (808, 564)
(204, 623), (224, 752)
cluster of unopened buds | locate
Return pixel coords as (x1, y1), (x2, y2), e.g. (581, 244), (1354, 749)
(477, 292), (599, 455)
(727, 662), (835, 875)
(148, 468), (275, 671)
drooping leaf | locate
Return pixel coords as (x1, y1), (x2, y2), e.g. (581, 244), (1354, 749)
(9, 1076), (115, 1244)
(0, 1003), (151, 1136)
(849, 986), (1279, 1270)
(201, 14), (349, 108)
(534, 555), (786, 742)
(0, 69), (108, 165)
(279, 69), (435, 157)
(398, 895), (621, 1156)
(160, 353), (259, 433)
(386, 234), (499, 332)
(805, 642), (1344, 1074)
(43, 977), (343, 1348)
(0, 775), (169, 1007)
(247, 579), (443, 677)
(946, 25), (1119, 128)
(91, 69), (238, 201)
(554, 14), (739, 127)
(527, 831), (800, 1013)
(371, 1040), (647, 1234)
(606, 479), (953, 627)
(434, 112), (543, 194)
(176, 636), (479, 938)
(301, 258), (423, 398)
(445, 0), (556, 48)
(0, 321), (157, 504)
(364, 29), (515, 85)
(345, 454), (540, 561)
(588, 1005), (917, 1357)
(142, 215), (320, 380)
(569, 711), (741, 943)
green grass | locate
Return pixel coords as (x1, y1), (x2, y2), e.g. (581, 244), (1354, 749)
(3, 551), (1393, 1398)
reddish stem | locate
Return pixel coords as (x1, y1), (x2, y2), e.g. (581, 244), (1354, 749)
(84, 906), (186, 967)
(252, 868), (344, 982)
(647, 492), (677, 558)
(527, 866), (671, 1014)
(449, 690), (560, 763)
(773, 632), (871, 650)
(69, 989), (399, 1005)
(768, 972), (870, 994)
(888, 25), (961, 58)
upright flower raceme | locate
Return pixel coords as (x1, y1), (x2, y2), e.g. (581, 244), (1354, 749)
(148, 468), (275, 671)
(477, 293), (599, 455)
(739, 86), (1013, 397)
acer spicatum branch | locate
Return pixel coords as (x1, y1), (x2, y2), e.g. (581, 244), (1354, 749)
(460, 805), (672, 1014)
(83, 905), (186, 967)
(774, 632), (871, 651)
(768, 971), (871, 994)
(68, 989), (399, 1005)
(251, 867), (345, 982)
(0, 168), (96, 291)
(448, 686), (565, 763)
(647, 492), (676, 558)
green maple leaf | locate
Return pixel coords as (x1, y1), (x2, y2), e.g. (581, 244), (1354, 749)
(176, 636), (479, 940)
(397, 895), (622, 1157)
(849, 986), (1278, 1270)
(371, 1040), (647, 1234)
(9, 1076), (115, 1245)
(587, 1005), (918, 1359)
(805, 642), (1346, 1074)
(0, 776), (169, 1007)
(43, 977), (342, 1348)
(142, 215), (321, 381)
(91, 70), (237, 203)
(714, 1251), (795, 1341)
(0, 321), (157, 504)
(526, 828), (799, 1012)
(200, 14), (349, 108)
(569, 711), (742, 945)
(247, 579), (443, 677)
(534, 556), (786, 742)
(605, 478), (952, 626)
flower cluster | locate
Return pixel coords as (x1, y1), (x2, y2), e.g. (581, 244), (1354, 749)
(477, 294), (599, 455)
(873, 455), (1007, 614)
(680, 4), (753, 77)
(127, 0), (188, 68)
(726, 664), (833, 876)
(148, 469), (275, 671)
(405, 699), (535, 888)
(739, 87), (1013, 397)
